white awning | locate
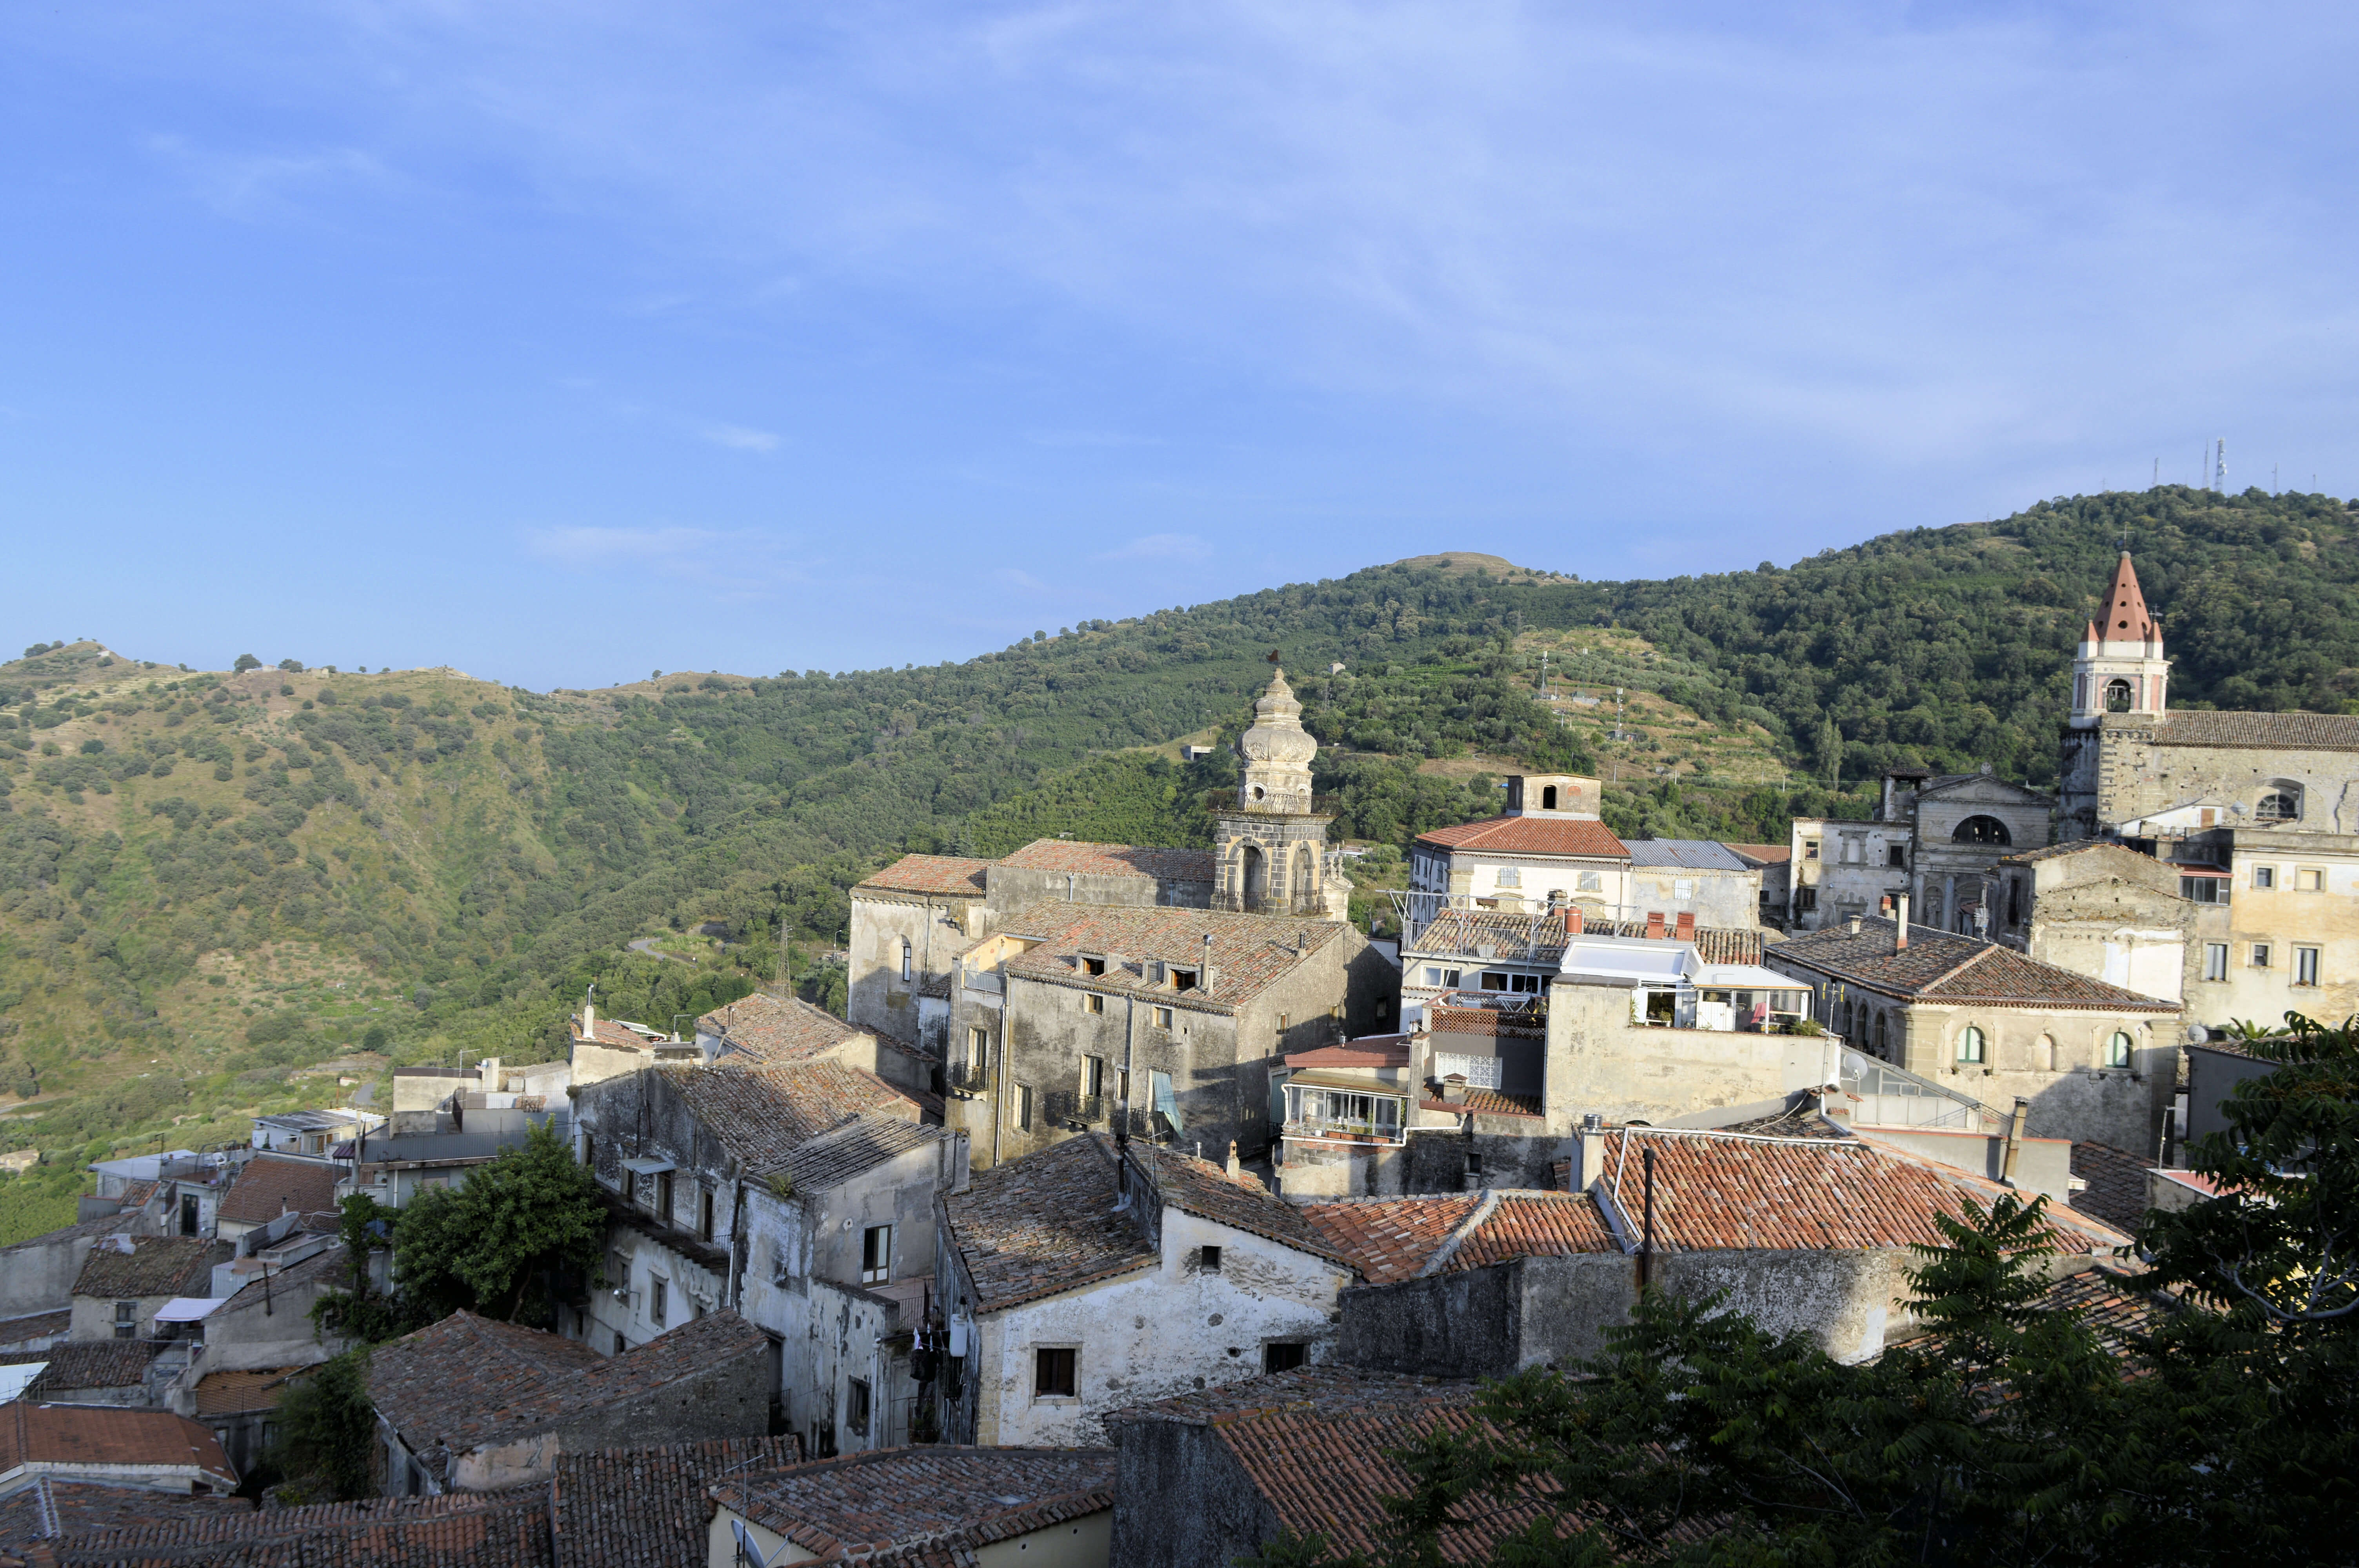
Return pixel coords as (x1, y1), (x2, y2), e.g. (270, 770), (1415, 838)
(152, 1296), (231, 1323)
(620, 1157), (676, 1176)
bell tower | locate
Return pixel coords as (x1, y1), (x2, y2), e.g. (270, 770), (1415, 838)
(1213, 666), (1352, 919)
(2069, 552), (2170, 729)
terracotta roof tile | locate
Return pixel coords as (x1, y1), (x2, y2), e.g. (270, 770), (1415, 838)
(1298, 1196), (1484, 1284)
(192, 1368), (304, 1417)
(70, 1236), (230, 1300)
(1769, 918), (2177, 1011)
(0, 1481), (249, 1555)
(551, 1436), (800, 1568)
(0, 1310), (70, 1348)
(1002, 902), (1350, 1012)
(216, 1156), (340, 1227)
(1283, 1036), (1411, 1069)
(1408, 907), (1762, 967)
(1130, 1143), (1352, 1267)
(773, 1112), (943, 1194)
(1419, 1089), (1544, 1119)
(1602, 1128), (2130, 1254)
(0, 1341), (162, 1394)
(663, 1063), (921, 1178)
(2151, 710), (2359, 751)
(368, 1309), (766, 1473)
(1450, 1192), (1617, 1271)
(0, 1402), (238, 1493)
(1106, 1369), (1550, 1562)
(711, 1446), (1115, 1563)
(941, 1136), (1157, 1312)
(996, 840), (1216, 883)
(1721, 842), (1793, 866)
(1414, 815), (1630, 858)
(43, 1488), (552, 1566)
(856, 855), (994, 897)
(697, 992), (872, 1065)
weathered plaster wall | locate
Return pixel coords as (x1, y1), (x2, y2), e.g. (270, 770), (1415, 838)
(2, 1224), (144, 1319)
(965, 1209), (1348, 1447)
(848, 891), (974, 1045)
(1543, 979), (1835, 1134)
(1109, 1419), (1283, 1568)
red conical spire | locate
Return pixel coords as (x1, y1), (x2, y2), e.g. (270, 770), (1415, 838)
(2094, 552), (2154, 642)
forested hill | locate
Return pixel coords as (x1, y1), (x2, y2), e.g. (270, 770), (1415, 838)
(1, 484), (2353, 1206)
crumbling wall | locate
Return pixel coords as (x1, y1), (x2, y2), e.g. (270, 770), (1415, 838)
(1107, 1416), (1282, 1568)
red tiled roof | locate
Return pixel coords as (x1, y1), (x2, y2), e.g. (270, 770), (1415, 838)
(996, 839), (1217, 883)
(572, 1016), (668, 1050)
(0, 1480), (249, 1555)
(1721, 842), (1793, 866)
(662, 1063), (921, 1178)
(0, 1341), (162, 1394)
(1407, 907), (1763, 967)
(1106, 1369), (1555, 1562)
(1768, 919), (2178, 1011)
(217, 1155), (340, 1227)
(711, 1446), (1116, 1563)
(1132, 1142), (1352, 1267)
(696, 992), (869, 1064)
(942, 1136), (1158, 1312)
(193, 1367), (304, 1416)
(1283, 1036), (1410, 1069)
(1600, 1129), (2129, 1254)
(2150, 710), (2359, 751)
(551, 1436), (801, 1568)
(1419, 1089), (1544, 1118)
(70, 1235), (229, 1300)
(42, 1487), (552, 1566)
(1414, 815), (1630, 858)
(1448, 1192), (1616, 1272)
(1003, 902), (1352, 1012)
(369, 1311), (767, 1476)
(856, 854), (994, 897)
(0, 1402), (238, 1492)
(1298, 1196), (1483, 1284)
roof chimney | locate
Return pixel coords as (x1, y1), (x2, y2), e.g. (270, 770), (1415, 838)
(1894, 894), (1909, 951)
(1225, 1140), (1241, 1179)
(1562, 906), (1583, 938)
(581, 989), (596, 1044)
(1674, 911), (1696, 942)
(1576, 1111), (1605, 1191)
(1644, 911), (1666, 940)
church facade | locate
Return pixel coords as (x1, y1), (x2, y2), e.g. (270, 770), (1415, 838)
(2052, 552), (2359, 1026)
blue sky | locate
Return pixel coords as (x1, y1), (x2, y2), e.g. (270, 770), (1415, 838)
(5, 2), (2354, 691)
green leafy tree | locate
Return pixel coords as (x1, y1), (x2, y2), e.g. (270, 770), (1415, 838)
(232, 653), (262, 672)
(390, 1120), (604, 1326)
(266, 1348), (376, 1501)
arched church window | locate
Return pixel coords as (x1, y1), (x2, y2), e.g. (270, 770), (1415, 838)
(1955, 1025), (1986, 1065)
(2106, 1031), (2134, 1069)
(1952, 815), (2012, 846)
(2104, 679), (2134, 712)
(2256, 791), (2300, 823)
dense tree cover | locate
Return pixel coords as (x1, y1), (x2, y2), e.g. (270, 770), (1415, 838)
(1245, 1012), (2359, 1568)
(380, 1121), (607, 1327)
(262, 1348), (376, 1502)
(3, 491), (2353, 1178)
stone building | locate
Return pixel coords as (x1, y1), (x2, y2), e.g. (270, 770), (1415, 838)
(1991, 840), (2196, 1004)
(694, 990), (933, 1096)
(933, 1133), (1354, 1449)
(68, 1237), (229, 1345)
(569, 1060), (965, 1459)
(941, 901), (1389, 1170)
(1765, 916), (2179, 1153)
(366, 1309), (769, 1495)
(1211, 667), (1352, 919)
(1787, 770), (2056, 934)
(1625, 839), (1765, 929)
(1405, 780), (1633, 918)
(707, 1446), (1116, 1568)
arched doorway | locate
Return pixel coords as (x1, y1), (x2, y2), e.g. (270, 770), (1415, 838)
(1541, 784), (1558, 810)
(1242, 845), (1268, 911)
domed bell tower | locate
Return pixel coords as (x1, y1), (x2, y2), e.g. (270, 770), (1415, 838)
(1214, 667), (1352, 918)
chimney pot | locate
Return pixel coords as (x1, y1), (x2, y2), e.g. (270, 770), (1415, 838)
(1895, 894), (1910, 951)
(1442, 1074), (1468, 1103)
(1562, 906), (1582, 937)
(1224, 1140), (1241, 1179)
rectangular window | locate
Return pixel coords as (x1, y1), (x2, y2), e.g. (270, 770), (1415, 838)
(114, 1301), (136, 1339)
(1674, 878), (1696, 899)
(1016, 1084), (1033, 1131)
(1494, 866), (1521, 888)
(2179, 877), (2226, 904)
(1277, 1013), (1289, 1034)
(1082, 956), (1106, 976)
(1084, 993), (1104, 1014)
(1576, 870), (1603, 892)
(1480, 970), (1510, 991)
(2253, 866), (2275, 889)
(654, 1171), (673, 1221)
(2295, 867), (2326, 892)
(967, 1026), (988, 1069)
(1198, 1244), (1222, 1271)
(650, 1276), (668, 1328)
(846, 1377), (871, 1437)
(1152, 1006), (1173, 1028)
(1803, 839), (1820, 861)
(1263, 1342), (1307, 1374)
(1423, 966), (1443, 985)
(861, 1225), (893, 1284)
(698, 1188), (715, 1243)
(1082, 1055), (1105, 1096)
(607, 1250), (628, 1294)
(2204, 943), (2229, 983)
(1888, 845), (1906, 869)
(1171, 968), (1198, 991)
(1034, 1347), (1077, 1397)
(2295, 946), (2322, 987)
(2252, 944), (2273, 969)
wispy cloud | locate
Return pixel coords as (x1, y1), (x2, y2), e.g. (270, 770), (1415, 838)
(145, 134), (398, 218)
(701, 423), (781, 452)
(523, 524), (817, 599)
(1095, 532), (1209, 562)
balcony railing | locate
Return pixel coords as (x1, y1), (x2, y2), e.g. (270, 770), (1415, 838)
(1043, 1091), (1105, 1129)
(945, 1060), (992, 1096)
(1837, 1048), (2000, 1134)
(1283, 1116), (1406, 1146)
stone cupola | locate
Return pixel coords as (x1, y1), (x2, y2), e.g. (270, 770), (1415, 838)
(1236, 667), (1317, 815)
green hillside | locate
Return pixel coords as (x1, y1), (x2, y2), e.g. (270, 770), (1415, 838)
(2, 484), (2353, 1213)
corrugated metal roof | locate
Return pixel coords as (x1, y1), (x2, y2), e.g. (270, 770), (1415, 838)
(1625, 838), (1750, 871)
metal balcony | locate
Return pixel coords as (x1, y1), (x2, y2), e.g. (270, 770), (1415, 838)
(1043, 1091), (1104, 1129)
(945, 1060), (992, 1096)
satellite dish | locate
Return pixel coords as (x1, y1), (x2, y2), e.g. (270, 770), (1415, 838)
(730, 1517), (779, 1567)
(2185, 1024), (2209, 1045)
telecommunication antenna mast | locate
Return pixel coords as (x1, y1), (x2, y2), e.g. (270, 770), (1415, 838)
(2215, 438), (2226, 492)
